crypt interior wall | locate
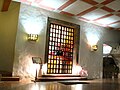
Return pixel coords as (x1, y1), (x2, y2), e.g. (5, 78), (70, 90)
(12, 4), (120, 80)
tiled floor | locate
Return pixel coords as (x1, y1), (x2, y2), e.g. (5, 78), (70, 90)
(0, 79), (120, 90)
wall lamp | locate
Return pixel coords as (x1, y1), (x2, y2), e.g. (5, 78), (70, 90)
(91, 45), (98, 51)
(27, 34), (38, 41)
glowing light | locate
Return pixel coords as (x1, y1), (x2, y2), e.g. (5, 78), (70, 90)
(21, 56), (40, 78)
(72, 65), (82, 75)
(20, 7), (46, 35)
(103, 44), (112, 54)
(22, 18), (44, 34)
(91, 45), (98, 51)
(87, 33), (99, 45)
(42, 63), (47, 75)
(31, 84), (39, 90)
(72, 64), (88, 76)
(27, 34), (38, 41)
(30, 64), (40, 77)
(39, 85), (46, 90)
(71, 84), (83, 90)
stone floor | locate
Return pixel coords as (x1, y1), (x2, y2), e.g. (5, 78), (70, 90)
(0, 79), (120, 90)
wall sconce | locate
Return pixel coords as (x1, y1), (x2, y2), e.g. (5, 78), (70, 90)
(91, 45), (98, 51)
(28, 34), (38, 41)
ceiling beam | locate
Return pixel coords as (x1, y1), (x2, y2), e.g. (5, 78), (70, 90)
(1, 0), (12, 12)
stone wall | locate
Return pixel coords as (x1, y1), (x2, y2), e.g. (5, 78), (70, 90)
(79, 22), (104, 79)
(13, 4), (47, 80)
(13, 4), (120, 80)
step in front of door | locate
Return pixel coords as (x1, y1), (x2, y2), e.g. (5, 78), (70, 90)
(0, 77), (20, 81)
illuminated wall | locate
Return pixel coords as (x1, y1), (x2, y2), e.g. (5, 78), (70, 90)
(13, 4), (120, 80)
(79, 23), (120, 79)
(13, 4), (47, 79)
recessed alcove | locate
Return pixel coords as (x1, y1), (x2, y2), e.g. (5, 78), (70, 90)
(45, 17), (80, 75)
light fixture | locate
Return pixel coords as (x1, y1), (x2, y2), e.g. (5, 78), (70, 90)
(91, 45), (98, 51)
(27, 34), (38, 41)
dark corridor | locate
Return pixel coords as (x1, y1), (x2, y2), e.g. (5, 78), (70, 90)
(103, 56), (119, 78)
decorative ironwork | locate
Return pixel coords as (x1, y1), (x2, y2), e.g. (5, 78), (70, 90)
(47, 23), (74, 74)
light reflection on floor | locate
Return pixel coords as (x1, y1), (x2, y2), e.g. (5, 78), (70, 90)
(71, 84), (83, 90)
(0, 79), (120, 90)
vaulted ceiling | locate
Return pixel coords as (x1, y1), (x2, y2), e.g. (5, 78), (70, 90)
(7, 0), (120, 30)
